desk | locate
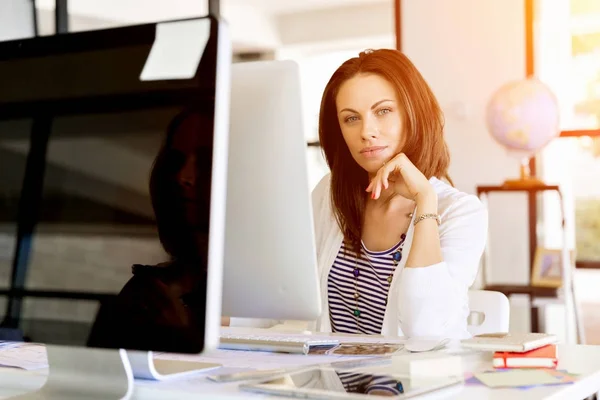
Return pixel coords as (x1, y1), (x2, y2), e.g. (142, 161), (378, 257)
(1, 343), (600, 399)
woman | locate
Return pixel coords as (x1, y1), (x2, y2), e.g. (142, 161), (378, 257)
(87, 108), (214, 352)
(313, 48), (487, 339)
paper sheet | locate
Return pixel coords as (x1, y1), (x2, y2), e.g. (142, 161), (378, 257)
(474, 370), (565, 388)
(0, 342), (23, 350)
(139, 19), (210, 81)
(0, 344), (48, 370)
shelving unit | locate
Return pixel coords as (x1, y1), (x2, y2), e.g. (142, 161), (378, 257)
(477, 183), (585, 344)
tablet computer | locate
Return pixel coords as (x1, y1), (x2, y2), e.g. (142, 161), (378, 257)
(240, 364), (463, 399)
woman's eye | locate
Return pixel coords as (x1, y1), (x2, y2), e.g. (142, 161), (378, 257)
(165, 150), (186, 171)
(377, 108), (392, 116)
(344, 115), (359, 123)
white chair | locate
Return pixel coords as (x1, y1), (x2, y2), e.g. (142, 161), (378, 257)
(467, 290), (510, 336)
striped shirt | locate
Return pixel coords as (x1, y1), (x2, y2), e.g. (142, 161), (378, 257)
(336, 371), (403, 395)
(327, 238), (406, 335)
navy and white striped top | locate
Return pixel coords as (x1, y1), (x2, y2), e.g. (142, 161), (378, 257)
(336, 371), (403, 395)
(327, 238), (405, 335)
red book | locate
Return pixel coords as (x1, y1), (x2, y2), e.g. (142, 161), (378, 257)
(493, 344), (558, 369)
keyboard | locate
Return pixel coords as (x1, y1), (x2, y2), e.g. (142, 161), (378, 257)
(219, 333), (340, 355)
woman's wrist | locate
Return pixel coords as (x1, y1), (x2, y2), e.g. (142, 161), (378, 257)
(415, 190), (438, 215)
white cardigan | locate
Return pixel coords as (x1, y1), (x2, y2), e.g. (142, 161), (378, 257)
(231, 173), (488, 339)
(310, 174), (487, 339)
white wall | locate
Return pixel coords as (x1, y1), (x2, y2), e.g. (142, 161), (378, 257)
(277, 2), (394, 46)
(401, 0), (533, 331)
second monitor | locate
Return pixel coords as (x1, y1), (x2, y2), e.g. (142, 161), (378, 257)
(222, 60), (321, 322)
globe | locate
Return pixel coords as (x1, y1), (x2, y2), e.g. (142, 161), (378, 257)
(486, 77), (560, 160)
(485, 78), (560, 187)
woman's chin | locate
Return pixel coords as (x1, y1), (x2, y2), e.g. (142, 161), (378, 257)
(357, 161), (385, 176)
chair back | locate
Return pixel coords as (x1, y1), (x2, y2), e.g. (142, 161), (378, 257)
(467, 290), (510, 335)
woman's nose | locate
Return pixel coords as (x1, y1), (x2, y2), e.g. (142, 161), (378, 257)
(361, 117), (379, 140)
(177, 160), (196, 188)
(178, 175), (194, 188)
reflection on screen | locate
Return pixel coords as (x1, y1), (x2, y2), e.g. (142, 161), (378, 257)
(281, 369), (402, 397)
(336, 371), (403, 396)
(83, 108), (215, 353)
(1, 106), (214, 353)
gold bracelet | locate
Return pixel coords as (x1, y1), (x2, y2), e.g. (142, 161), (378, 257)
(413, 213), (441, 226)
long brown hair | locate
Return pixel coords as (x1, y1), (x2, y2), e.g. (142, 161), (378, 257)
(318, 49), (452, 253)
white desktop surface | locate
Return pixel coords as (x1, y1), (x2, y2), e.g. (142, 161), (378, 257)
(1, 332), (600, 400)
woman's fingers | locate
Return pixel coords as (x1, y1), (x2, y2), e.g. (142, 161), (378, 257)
(366, 157), (403, 198)
(365, 154), (427, 201)
(367, 165), (390, 199)
(374, 177), (381, 199)
(369, 174), (380, 199)
(381, 165), (392, 191)
(366, 169), (381, 194)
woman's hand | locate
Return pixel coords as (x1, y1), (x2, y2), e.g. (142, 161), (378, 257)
(366, 153), (434, 203)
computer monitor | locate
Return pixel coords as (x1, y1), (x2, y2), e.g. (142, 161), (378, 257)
(221, 60), (321, 323)
(0, 16), (230, 399)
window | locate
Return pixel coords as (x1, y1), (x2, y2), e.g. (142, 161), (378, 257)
(536, 0), (600, 132)
(536, 0), (600, 267)
(541, 138), (600, 264)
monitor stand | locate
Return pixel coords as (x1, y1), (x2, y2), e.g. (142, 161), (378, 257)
(126, 350), (221, 380)
(9, 345), (133, 399)
(8, 346), (221, 399)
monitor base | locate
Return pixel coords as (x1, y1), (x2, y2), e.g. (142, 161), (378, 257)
(9, 345), (133, 399)
(7, 346), (221, 399)
(127, 350), (221, 380)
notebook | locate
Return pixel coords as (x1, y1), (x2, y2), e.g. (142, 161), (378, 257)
(460, 332), (558, 353)
(493, 344), (558, 368)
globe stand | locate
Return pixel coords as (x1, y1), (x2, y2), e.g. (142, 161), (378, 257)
(502, 157), (547, 189)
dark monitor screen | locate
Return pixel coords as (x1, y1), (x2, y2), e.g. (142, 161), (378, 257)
(0, 16), (228, 354)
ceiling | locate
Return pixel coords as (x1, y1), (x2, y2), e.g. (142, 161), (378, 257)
(226, 0), (390, 15)
(33, 0), (393, 53)
(35, 0), (390, 19)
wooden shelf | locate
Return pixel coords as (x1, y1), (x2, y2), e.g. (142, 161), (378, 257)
(477, 184), (560, 194)
(484, 284), (559, 298)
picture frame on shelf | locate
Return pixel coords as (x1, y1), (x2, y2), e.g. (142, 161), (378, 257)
(531, 247), (576, 288)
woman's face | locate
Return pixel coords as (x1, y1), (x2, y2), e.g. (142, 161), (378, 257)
(168, 113), (212, 229)
(336, 73), (405, 176)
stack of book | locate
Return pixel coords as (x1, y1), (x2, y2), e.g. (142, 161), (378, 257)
(493, 344), (558, 369)
(460, 332), (559, 369)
